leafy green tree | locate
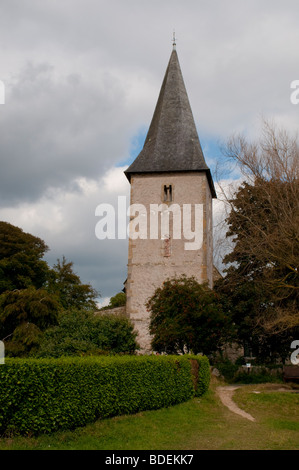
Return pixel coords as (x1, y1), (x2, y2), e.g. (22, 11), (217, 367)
(3, 323), (43, 357)
(0, 287), (60, 356)
(0, 222), (100, 356)
(47, 256), (98, 310)
(147, 275), (233, 356)
(215, 121), (299, 361)
(0, 222), (50, 293)
(35, 309), (139, 357)
(108, 292), (126, 308)
(219, 122), (299, 334)
(214, 275), (295, 363)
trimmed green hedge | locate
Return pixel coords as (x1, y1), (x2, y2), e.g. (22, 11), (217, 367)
(192, 355), (210, 396)
(0, 355), (210, 436)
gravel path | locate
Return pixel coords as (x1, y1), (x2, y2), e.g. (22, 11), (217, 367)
(216, 385), (256, 422)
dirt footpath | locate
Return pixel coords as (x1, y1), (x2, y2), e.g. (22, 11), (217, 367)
(216, 386), (256, 422)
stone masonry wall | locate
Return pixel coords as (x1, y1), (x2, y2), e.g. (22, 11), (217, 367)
(126, 172), (213, 352)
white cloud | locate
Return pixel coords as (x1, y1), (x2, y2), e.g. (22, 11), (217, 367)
(103, 166), (130, 194)
(97, 297), (111, 309)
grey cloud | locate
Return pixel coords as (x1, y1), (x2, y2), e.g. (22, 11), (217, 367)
(1, 0), (299, 298)
(0, 61), (131, 206)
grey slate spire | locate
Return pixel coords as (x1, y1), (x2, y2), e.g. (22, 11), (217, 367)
(125, 48), (216, 198)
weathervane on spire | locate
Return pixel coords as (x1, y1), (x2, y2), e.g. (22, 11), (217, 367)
(172, 30), (176, 50)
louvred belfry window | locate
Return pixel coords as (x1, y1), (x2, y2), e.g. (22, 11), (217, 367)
(163, 185), (172, 202)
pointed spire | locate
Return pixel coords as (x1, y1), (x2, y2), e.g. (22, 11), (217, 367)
(125, 48), (216, 198)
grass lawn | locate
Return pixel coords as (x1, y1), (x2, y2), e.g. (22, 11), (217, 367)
(0, 378), (298, 450)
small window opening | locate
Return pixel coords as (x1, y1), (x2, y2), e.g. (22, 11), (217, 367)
(163, 185), (172, 202)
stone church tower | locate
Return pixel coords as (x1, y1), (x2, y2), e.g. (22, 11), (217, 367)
(124, 46), (217, 352)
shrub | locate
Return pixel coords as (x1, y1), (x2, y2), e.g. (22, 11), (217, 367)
(35, 310), (139, 357)
(214, 360), (283, 384)
(216, 360), (239, 382)
(0, 355), (210, 436)
(233, 367), (283, 384)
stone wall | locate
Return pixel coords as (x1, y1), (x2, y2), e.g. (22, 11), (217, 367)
(94, 306), (126, 317)
(126, 171), (213, 352)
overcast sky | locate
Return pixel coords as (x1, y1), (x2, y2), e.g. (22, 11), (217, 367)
(0, 0), (298, 305)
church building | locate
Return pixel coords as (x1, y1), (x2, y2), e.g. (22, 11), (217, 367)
(124, 44), (217, 352)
